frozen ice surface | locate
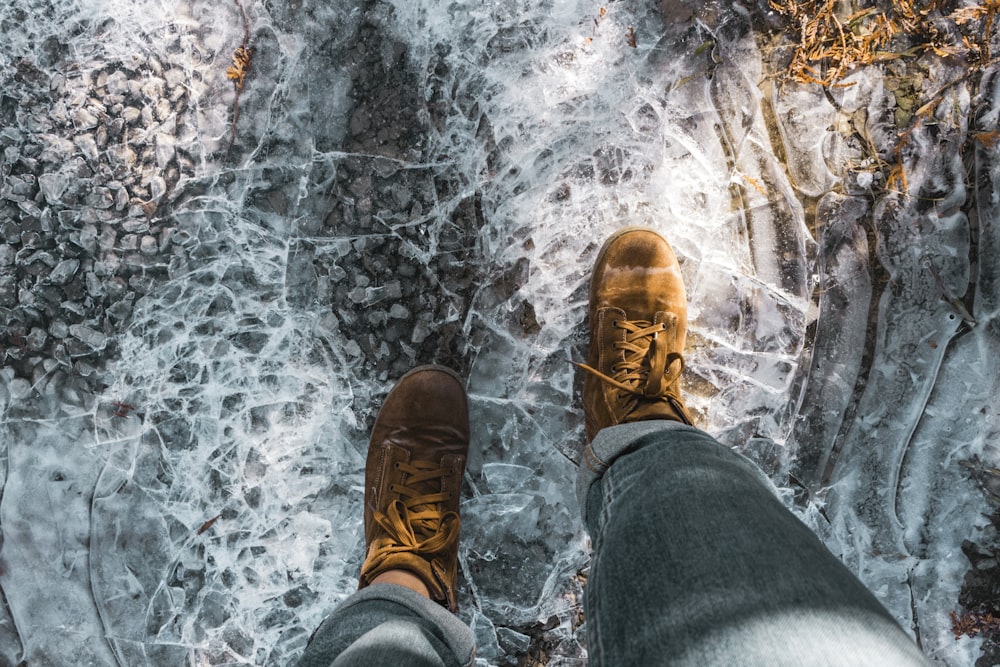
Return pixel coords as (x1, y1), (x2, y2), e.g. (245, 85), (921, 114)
(0, 0), (998, 664)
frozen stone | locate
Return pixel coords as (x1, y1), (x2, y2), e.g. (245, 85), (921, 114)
(148, 176), (167, 201)
(106, 71), (128, 95)
(153, 98), (171, 122)
(17, 287), (36, 307)
(139, 236), (157, 255)
(48, 320), (68, 339)
(85, 188), (114, 209)
(68, 324), (108, 351)
(141, 77), (165, 100)
(384, 280), (403, 299)
(74, 107), (99, 129)
(121, 107), (141, 124)
(1, 221), (19, 243)
(98, 226), (116, 252)
(23, 250), (55, 267)
(37, 172), (69, 204)
(4, 175), (33, 199)
(39, 208), (55, 233)
(17, 200), (41, 218)
(26, 328), (48, 352)
(164, 68), (185, 88)
(411, 318), (431, 344)
(106, 294), (133, 323)
(114, 186), (129, 211)
(85, 272), (105, 298)
(73, 134), (98, 162)
(19, 231), (41, 248)
(105, 276), (127, 299)
(122, 218), (149, 234)
(155, 133), (175, 168)
(2, 184), (24, 205)
(49, 259), (80, 285)
(0, 275), (15, 307)
(58, 209), (82, 230)
(38, 134), (75, 163)
(60, 299), (87, 317)
(77, 225), (98, 253)
(348, 286), (367, 303)
(108, 145), (137, 168)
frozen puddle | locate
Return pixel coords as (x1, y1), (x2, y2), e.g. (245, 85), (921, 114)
(1, 0), (998, 664)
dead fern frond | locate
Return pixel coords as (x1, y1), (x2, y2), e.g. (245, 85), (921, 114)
(951, 607), (1000, 640)
(886, 160), (908, 194)
(626, 25), (637, 48)
(972, 131), (1000, 149)
(770, 0), (992, 87)
(226, 46), (253, 91)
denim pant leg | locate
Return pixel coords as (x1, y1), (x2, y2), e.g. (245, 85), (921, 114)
(577, 421), (931, 667)
(295, 584), (475, 667)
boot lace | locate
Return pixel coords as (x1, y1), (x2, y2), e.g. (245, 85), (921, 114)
(575, 318), (688, 420)
(372, 459), (460, 558)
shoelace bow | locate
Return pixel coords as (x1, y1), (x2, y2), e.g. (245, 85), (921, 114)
(373, 459), (460, 557)
(575, 318), (685, 413)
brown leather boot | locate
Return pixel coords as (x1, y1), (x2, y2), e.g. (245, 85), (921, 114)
(577, 226), (694, 442)
(359, 365), (469, 611)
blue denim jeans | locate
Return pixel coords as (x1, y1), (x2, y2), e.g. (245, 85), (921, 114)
(296, 422), (930, 666)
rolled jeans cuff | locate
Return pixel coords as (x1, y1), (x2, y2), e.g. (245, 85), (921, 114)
(299, 584), (475, 667)
(576, 420), (754, 528)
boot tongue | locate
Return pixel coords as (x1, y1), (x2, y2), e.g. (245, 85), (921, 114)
(628, 397), (683, 423)
(632, 331), (687, 422)
(643, 331), (668, 397)
(408, 484), (444, 530)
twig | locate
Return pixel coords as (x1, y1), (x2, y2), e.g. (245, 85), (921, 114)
(914, 57), (1000, 118)
(924, 259), (976, 327)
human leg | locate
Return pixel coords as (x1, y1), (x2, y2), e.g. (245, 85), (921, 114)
(296, 584), (474, 667)
(295, 366), (475, 667)
(578, 420), (930, 666)
(576, 227), (929, 666)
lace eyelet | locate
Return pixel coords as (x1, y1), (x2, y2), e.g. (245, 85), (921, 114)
(394, 462), (400, 469)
